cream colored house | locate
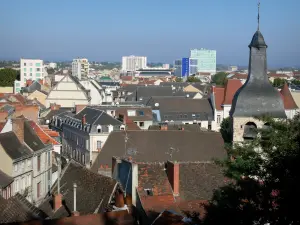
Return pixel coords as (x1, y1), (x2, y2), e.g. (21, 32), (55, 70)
(0, 87), (13, 93)
(46, 75), (91, 108)
(27, 90), (47, 106)
(183, 84), (201, 92)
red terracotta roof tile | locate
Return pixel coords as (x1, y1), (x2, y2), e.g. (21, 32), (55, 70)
(280, 83), (298, 110)
(223, 79), (242, 105)
(28, 121), (60, 145)
(268, 73), (289, 78)
(230, 73), (248, 79)
(121, 76), (133, 81)
(213, 86), (225, 110)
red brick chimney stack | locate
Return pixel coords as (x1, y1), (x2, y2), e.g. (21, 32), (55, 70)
(166, 161), (180, 196)
(12, 117), (25, 143)
(160, 123), (168, 131)
(54, 194), (62, 211)
(82, 114), (86, 125)
(115, 191), (125, 208)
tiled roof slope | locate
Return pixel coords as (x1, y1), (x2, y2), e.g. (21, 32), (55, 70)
(178, 162), (228, 201)
(223, 80), (243, 105)
(39, 161), (117, 219)
(0, 132), (32, 159)
(29, 121), (60, 145)
(280, 83), (298, 110)
(24, 120), (46, 151)
(91, 131), (226, 172)
(0, 193), (47, 223)
(0, 169), (13, 188)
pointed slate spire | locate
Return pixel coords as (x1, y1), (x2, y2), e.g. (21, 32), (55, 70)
(230, 2), (286, 118)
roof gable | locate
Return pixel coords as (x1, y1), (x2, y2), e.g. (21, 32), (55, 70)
(280, 83), (298, 110)
(223, 79), (243, 105)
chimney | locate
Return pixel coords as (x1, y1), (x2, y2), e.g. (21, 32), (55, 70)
(166, 161), (180, 196)
(12, 117), (25, 143)
(50, 103), (61, 111)
(53, 194), (62, 211)
(72, 183), (79, 216)
(82, 114), (86, 125)
(115, 191), (125, 208)
(160, 123), (168, 131)
(112, 157), (121, 176)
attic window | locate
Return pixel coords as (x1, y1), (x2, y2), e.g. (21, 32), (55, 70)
(144, 188), (153, 196)
(97, 125), (102, 133)
(183, 114), (188, 119)
(196, 114), (200, 118)
(138, 111), (144, 116)
(192, 114), (196, 118)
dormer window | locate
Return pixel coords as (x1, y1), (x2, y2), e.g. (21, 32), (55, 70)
(97, 125), (102, 133)
(144, 188), (153, 196)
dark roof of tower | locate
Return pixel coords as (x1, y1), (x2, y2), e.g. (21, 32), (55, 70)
(249, 30), (267, 48)
(230, 29), (286, 119)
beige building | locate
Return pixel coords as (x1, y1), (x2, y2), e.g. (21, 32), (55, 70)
(27, 90), (47, 106)
(0, 87), (14, 93)
(46, 74), (91, 108)
(72, 58), (89, 80)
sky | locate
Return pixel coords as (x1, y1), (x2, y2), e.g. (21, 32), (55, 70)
(0, 0), (299, 67)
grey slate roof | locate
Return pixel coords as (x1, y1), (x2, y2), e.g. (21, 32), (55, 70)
(24, 120), (46, 151)
(0, 169), (13, 188)
(230, 29), (286, 118)
(179, 162), (227, 201)
(126, 86), (175, 101)
(91, 130), (226, 172)
(0, 193), (47, 223)
(148, 124), (209, 132)
(146, 97), (213, 121)
(0, 132), (32, 160)
(39, 160), (118, 219)
(42, 108), (74, 121)
(21, 81), (43, 94)
(74, 106), (123, 126)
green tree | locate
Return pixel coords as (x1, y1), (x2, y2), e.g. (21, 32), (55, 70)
(203, 115), (300, 225)
(212, 72), (228, 86)
(220, 117), (232, 144)
(175, 77), (183, 82)
(272, 78), (286, 87)
(187, 76), (201, 82)
(47, 68), (55, 74)
(291, 79), (300, 85)
(0, 68), (19, 86)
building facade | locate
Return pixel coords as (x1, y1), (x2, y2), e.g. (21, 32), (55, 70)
(15, 59), (44, 93)
(190, 48), (216, 73)
(72, 58), (89, 80)
(122, 56), (147, 72)
(174, 58), (198, 77)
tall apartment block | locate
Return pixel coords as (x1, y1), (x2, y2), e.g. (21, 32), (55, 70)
(14, 59), (44, 93)
(174, 58), (198, 77)
(122, 55), (147, 72)
(190, 48), (217, 73)
(72, 58), (89, 80)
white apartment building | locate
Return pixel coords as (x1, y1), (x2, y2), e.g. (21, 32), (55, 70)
(122, 55), (147, 72)
(15, 59), (44, 93)
(72, 58), (89, 80)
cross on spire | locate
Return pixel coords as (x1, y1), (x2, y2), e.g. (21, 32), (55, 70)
(257, 1), (260, 30)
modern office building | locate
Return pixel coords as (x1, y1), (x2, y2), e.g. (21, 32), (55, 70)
(14, 59), (44, 93)
(122, 55), (147, 72)
(72, 58), (89, 80)
(174, 58), (198, 77)
(190, 48), (217, 73)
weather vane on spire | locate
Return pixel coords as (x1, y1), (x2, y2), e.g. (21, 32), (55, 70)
(257, 0), (261, 30)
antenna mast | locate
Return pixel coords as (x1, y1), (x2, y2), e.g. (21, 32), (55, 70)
(257, 1), (260, 30)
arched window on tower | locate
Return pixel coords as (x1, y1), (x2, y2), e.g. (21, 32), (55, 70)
(97, 125), (102, 133)
(243, 122), (258, 141)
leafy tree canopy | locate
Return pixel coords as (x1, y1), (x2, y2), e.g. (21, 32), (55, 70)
(175, 77), (183, 82)
(187, 76), (201, 82)
(212, 72), (228, 86)
(291, 79), (300, 85)
(272, 78), (286, 88)
(203, 115), (300, 225)
(0, 68), (19, 87)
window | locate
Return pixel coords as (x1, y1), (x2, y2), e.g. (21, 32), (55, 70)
(30, 73), (32, 76)
(15, 180), (19, 192)
(24, 68), (26, 72)
(24, 63), (26, 66)
(24, 73), (27, 76)
(97, 141), (102, 149)
(27, 159), (31, 167)
(127, 110), (136, 116)
(183, 114), (188, 119)
(22, 177), (25, 190)
(14, 164), (18, 172)
(36, 73), (41, 77)
(21, 162), (24, 170)
(36, 63), (41, 67)
(217, 115), (221, 124)
(139, 122), (144, 127)
(37, 182), (41, 198)
(144, 188), (153, 196)
(37, 155), (41, 171)
(82, 154), (85, 164)
(97, 125), (102, 133)
(111, 111), (114, 116)
(30, 68), (32, 72)
(208, 125), (212, 130)
(30, 63), (33, 66)
(36, 68), (41, 71)
(138, 111), (144, 116)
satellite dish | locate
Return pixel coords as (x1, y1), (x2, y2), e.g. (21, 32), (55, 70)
(154, 103), (159, 107)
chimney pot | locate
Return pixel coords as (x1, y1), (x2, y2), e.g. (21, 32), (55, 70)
(53, 194), (63, 211)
